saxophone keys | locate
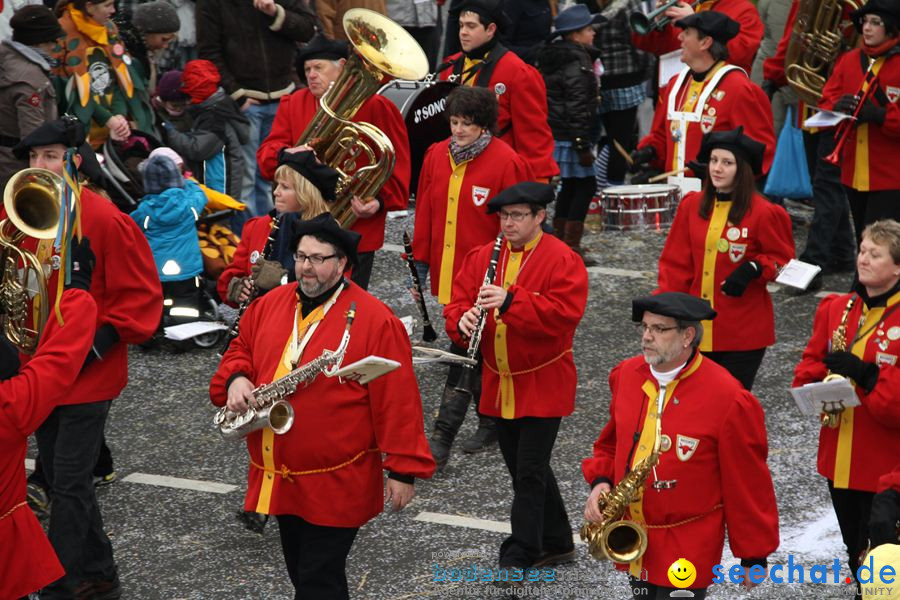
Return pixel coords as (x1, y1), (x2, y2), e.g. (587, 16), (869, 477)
(652, 480), (678, 490)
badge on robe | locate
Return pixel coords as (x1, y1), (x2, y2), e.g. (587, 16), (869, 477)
(494, 82), (506, 96)
(660, 434), (672, 452)
(726, 226), (740, 241)
(28, 92), (41, 107)
(887, 86), (900, 104)
(701, 114), (716, 133)
(888, 326), (900, 341)
(728, 243), (747, 262)
(249, 250), (260, 264)
(472, 186), (490, 206)
(712, 90), (725, 101)
(676, 435), (699, 461)
(875, 352), (897, 366)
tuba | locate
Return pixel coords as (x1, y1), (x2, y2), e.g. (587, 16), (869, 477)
(0, 168), (62, 354)
(296, 9), (428, 228)
(785, 0), (862, 106)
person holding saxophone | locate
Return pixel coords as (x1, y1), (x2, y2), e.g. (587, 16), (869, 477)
(210, 213), (434, 600)
(581, 292), (778, 600)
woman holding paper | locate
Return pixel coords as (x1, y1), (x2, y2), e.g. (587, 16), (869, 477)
(657, 127), (794, 390)
(792, 218), (900, 589)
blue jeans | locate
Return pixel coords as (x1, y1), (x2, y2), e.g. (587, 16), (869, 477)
(241, 101), (279, 217)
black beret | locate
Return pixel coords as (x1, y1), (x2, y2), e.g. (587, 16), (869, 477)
(675, 11), (741, 45)
(277, 149), (340, 202)
(695, 126), (766, 175)
(295, 34), (350, 65)
(291, 212), (361, 267)
(449, 0), (513, 32)
(13, 117), (86, 159)
(852, 0), (900, 33)
(486, 181), (554, 214)
(632, 292), (717, 322)
(10, 5), (64, 45)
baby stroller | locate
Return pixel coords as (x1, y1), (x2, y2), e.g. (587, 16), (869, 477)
(102, 130), (163, 212)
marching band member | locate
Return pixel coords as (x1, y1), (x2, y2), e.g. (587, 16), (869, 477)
(210, 213), (434, 600)
(438, 0), (559, 182)
(217, 149), (336, 307)
(0, 241), (96, 600)
(793, 219), (900, 587)
(256, 35), (411, 290)
(819, 0), (900, 245)
(869, 463), (900, 549)
(444, 182), (588, 574)
(12, 118), (162, 599)
(632, 0), (763, 73)
(657, 128), (794, 390)
(582, 292), (779, 600)
(630, 12), (775, 185)
(412, 85), (532, 468)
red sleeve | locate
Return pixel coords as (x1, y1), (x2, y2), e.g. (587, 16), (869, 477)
(877, 465), (900, 493)
(257, 94), (297, 181)
(860, 363), (900, 428)
(209, 294), (262, 406)
(637, 78), (672, 169)
(507, 65), (558, 179)
(0, 290), (97, 436)
(581, 363), (622, 484)
(411, 144), (438, 265)
(881, 67), (900, 138)
(819, 52), (854, 112)
(443, 245), (484, 347)
(719, 389), (779, 560)
(763, 0), (798, 86)
(753, 199), (795, 280)
(631, 25), (680, 59)
(374, 97), (411, 211)
(792, 295), (840, 386)
(726, 3), (764, 73)
(657, 192), (697, 293)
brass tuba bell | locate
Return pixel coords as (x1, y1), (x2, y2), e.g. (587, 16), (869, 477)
(0, 168), (63, 354)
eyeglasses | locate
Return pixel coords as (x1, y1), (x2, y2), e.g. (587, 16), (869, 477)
(635, 323), (680, 336)
(862, 16), (884, 27)
(293, 253), (337, 265)
(498, 210), (534, 222)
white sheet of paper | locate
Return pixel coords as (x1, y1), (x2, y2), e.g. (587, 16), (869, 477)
(399, 315), (414, 338)
(163, 321), (227, 341)
(331, 355), (400, 384)
(790, 378), (859, 416)
(804, 110), (854, 128)
(776, 259), (823, 290)
(658, 50), (683, 87)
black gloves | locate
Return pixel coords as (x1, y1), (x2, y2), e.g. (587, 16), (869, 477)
(574, 138), (595, 167)
(856, 100), (886, 125)
(822, 351), (880, 392)
(833, 94), (859, 114)
(721, 261), (761, 297)
(66, 237), (95, 292)
(761, 80), (780, 101)
(868, 489), (900, 548)
(630, 169), (662, 185)
(686, 159), (707, 180)
(629, 146), (656, 172)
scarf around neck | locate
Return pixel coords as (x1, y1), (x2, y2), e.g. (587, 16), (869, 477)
(449, 130), (492, 165)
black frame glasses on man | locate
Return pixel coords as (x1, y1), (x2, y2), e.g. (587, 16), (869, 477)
(635, 323), (681, 336)
(294, 252), (338, 265)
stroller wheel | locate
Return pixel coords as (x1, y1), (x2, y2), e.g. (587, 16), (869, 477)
(194, 295), (224, 348)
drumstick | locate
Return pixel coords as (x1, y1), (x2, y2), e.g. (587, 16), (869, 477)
(648, 167), (688, 184)
(613, 139), (633, 166)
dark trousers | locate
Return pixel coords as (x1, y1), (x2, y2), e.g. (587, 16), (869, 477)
(556, 177), (595, 223)
(351, 251), (374, 291)
(601, 106), (639, 184)
(629, 577), (708, 600)
(276, 514), (359, 600)
(496, 417), (572, 568)
(828, 480), (875, 581)
(35, 401), (117, 598)
(845, 187), (900, 247)
(701, 348), (766, 391)
(799, 133), (856, 269)
(29, 435), (114, 492)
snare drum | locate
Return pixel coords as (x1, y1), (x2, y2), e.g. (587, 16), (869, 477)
(600, 184), (681, 231)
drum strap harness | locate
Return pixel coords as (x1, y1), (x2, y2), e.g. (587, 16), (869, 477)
(450, 44), (512, 138)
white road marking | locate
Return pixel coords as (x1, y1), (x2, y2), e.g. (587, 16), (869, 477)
(587, 266), (653, 279)
(816, 290), (844, 298)
(382, 243), (405, 254)
(121, 473), (238, 494)
(25, 458), (34, 470)
(414, 511), (584, 546)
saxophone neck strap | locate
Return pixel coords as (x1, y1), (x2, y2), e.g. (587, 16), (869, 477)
(288, 283), (345, 367)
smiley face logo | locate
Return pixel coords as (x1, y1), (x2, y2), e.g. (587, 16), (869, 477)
(667, 558), (696, 588)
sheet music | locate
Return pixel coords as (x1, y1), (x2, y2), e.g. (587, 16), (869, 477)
(790, 379), (859, 416)
(658, 50), (682, 87)
(164, 321), (227, 341)
(331, 356), (400, 384)
(776, 259), (823, 290)
(804, 109), (854, 128)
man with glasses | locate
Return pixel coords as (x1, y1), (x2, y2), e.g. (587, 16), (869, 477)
(211, 212), (435, 600)
(445, 182), (588, 579)
(581, 292), (779, 599)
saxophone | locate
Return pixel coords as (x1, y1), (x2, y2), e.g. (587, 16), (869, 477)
(214, 303), (356, 440)
(580, 388), (664, 563)
(821, 297), (855, 428)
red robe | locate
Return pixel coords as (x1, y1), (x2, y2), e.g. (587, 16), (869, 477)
(632, 0), (763, 74)
(878, 464), (900, 493)
(256, 89), (411, 253)
(439, 49), (559, 180)
(444, 233), (588, 419)
(216, 214), (273, 307)
(657, 191), (795, 352)
(412, 136), (532, 304)
(819, 49), (900, 192)
(210, 282), (435, 527)
(792, 289), (900, 492)
(582, 352), (779, 588)
(0, 290), (96, 600)
(638, 63), (776, 175)
(19, 187), (162, 404)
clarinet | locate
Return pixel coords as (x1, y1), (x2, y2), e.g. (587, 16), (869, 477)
(402, 230), (437, 342)
(218, 214), (283, 356)
(454, 234), (503, 396)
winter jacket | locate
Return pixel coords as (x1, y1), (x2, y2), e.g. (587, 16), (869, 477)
(580, 0), (652, 88)
(196, 0), (316, 100)
(161, 87), (250, 200)
(501, 0), (552, 65)
(386, 0), (438, 28)
(131, 179), (208, 282)
(536, 39), (600, 145)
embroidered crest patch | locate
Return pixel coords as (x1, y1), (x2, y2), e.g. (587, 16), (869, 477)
(676, 435), (699, 461)
(887, 86), (900, 103)
(700, 114), (716, 133)
(728, 243), (747, 263)
(472, 186), (490, 206)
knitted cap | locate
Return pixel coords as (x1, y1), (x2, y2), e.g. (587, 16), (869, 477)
(132, 0), (180, 34)
(142, 154), (184, 195)
(156, 69), (189, 101)
(10, 5), (65, 45)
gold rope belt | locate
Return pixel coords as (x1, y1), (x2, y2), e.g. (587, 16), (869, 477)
(250, 448), (379, 483)
(484, 349), (573, 408)
(0, 501), (27, 522)
(644, 503), (723, 529)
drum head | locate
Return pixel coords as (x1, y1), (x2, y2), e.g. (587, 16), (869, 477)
(602, 184), (679, 196)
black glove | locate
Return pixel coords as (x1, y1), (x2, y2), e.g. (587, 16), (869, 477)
(833, 94), (859, 114)
(574, 138), (595, 167)
(856, 100), (886, 125)
(628, 146), (656, 172)
(686, 159), (707, 180)
(721, 261), (761, 297)
(761, 79), (780, 101)
(868, 489), (900, 548)
(66, 237), (95, 291)
(630, 169), (661, 185)
(822, 351), (880, 392)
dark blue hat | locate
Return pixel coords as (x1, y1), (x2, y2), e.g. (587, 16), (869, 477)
(277, 149), (340, 202)
(290, 212), (361, 267)
(696, 126), (766, 175)
(550, 4), (606, 38)
(675, 11), (740, 45)
(486, 181), (554, 213)
(632, 292), (716, 322)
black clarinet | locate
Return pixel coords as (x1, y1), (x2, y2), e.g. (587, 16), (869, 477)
(455, 234), (503, 396)
(402, 230), (437, 342)
(218, 214), (283, 356)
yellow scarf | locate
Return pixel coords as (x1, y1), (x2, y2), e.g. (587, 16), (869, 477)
(67, 5), (109, 46)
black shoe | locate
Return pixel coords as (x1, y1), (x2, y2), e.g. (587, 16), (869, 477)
(429, 436), (451, 471)
(787, 272), (823, 296)
(532, 547), (577, 568)
(429, 386), (471, 469)
(75, 574), (122, 600)
(236, 510), (268, 534)
(93, 471), (117, 487)
(461, 417), (498, 454)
